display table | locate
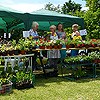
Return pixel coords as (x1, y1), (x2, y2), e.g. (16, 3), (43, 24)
(1, 54), (34, 71)
(35, 47), (100, 51)
(0, 47), (100, 79)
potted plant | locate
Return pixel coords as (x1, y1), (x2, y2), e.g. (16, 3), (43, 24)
(11, 40), (19, 55)
(85, 40), (91, 48)
(0, 44), (7, 56)
(75, 40), (84, 48)
(18, 39), (26, 55)
(45, 40), (53, 49)
(14, 44), (20, 55)
(56, 39), (62, 49)
(70, 40), (76, 48)
(38, 40), (45, 49)
(12, 71), (35, 90)
(65, 39), (71, 49)
(90, 39), (98, 47)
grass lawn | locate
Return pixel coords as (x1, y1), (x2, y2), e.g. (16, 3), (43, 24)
(0, 76), (100, 100)
(0, 62), (100, 100)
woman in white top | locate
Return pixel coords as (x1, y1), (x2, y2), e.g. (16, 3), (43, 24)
(29, 21), (40, 40)
(47, 25), (60, 73)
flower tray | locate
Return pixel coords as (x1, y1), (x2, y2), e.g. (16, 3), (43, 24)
(0, 83), (12, 94)
(15, 81), (34, 90)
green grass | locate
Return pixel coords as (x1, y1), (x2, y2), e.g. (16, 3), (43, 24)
(0, 76), (100, 100)
(0, 63), (100, 100)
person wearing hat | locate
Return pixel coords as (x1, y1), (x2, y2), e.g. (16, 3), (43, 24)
(71, 24), (82, 56)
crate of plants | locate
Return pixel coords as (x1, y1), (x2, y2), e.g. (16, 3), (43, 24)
(10, 71), (35, 90)
(0, 78), (12, 94)
(0, 71), (12, 94)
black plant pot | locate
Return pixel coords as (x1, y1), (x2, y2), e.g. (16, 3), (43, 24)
(32, 46), (36, 49)
(15, 81), (33, 90)
(26, 50), (33, 54)
(70, 44), (75, 48)
(8, 50), (14, 56)
(14, 50), (19, 55)
(2, 51), (7, 56)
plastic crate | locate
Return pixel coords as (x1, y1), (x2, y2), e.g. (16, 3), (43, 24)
(0, 83), (12, 94)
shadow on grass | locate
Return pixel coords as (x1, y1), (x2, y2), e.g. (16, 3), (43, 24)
(0, 65), (100, 88)
(34, 74), (100, 88)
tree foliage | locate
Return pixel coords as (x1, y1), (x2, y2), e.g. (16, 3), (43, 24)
(84, 0), (100, 39)
(61, 0), (82, 15)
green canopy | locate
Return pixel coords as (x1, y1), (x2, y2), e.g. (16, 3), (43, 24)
(0, 6), (84, 31)
(22, 9), (84, 30)
(0, 5), (24, 32)
(8, 23), (25, 32)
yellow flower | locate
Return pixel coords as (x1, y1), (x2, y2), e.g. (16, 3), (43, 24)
(29, 36), (33, 40)
(53, 33), (57, 37)
(73, 36), (82, 40)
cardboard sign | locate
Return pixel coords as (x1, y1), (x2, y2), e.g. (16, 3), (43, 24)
(23, 31), (29, 38)
(80, 29), (87, 36)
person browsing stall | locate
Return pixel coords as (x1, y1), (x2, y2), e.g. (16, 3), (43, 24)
(71, 24), (82, 56)
(56, 23), (67, 59)
(47, 25), (61, 76)
(29, 22), (40, 40)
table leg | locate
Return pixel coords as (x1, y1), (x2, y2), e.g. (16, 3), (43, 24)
(93, 63), (96, 78)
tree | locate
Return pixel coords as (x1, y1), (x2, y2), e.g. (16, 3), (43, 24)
(84, 0), (100, 39)
(45, 2), (61, 13)
(84, 0), (100, 12)
(61, 0), (82, 15)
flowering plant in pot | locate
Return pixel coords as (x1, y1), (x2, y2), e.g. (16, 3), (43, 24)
(38, 40), (46, 49)
(90, 39), (98, 47)
(45, 40), (53, 49)
(65, 39), (71, 49)
(84, 40), (91, 48)
(24, 39), (36, 54)
(88, 51), (100, 63)
(18, 39), (27, 54)
(70, 40), (76, 48)
(75, 40), (85, 48)
(53, 39), (62, 49)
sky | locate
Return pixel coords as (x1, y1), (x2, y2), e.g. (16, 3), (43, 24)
(0, 0), (87, 12)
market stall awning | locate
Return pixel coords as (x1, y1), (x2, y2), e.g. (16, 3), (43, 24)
(22, 9), (84, 30)
(0, 5), (24, 32)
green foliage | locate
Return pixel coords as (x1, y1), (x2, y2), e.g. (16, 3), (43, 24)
(61, 0), (82, 14)
(83, 0), (100, 39)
